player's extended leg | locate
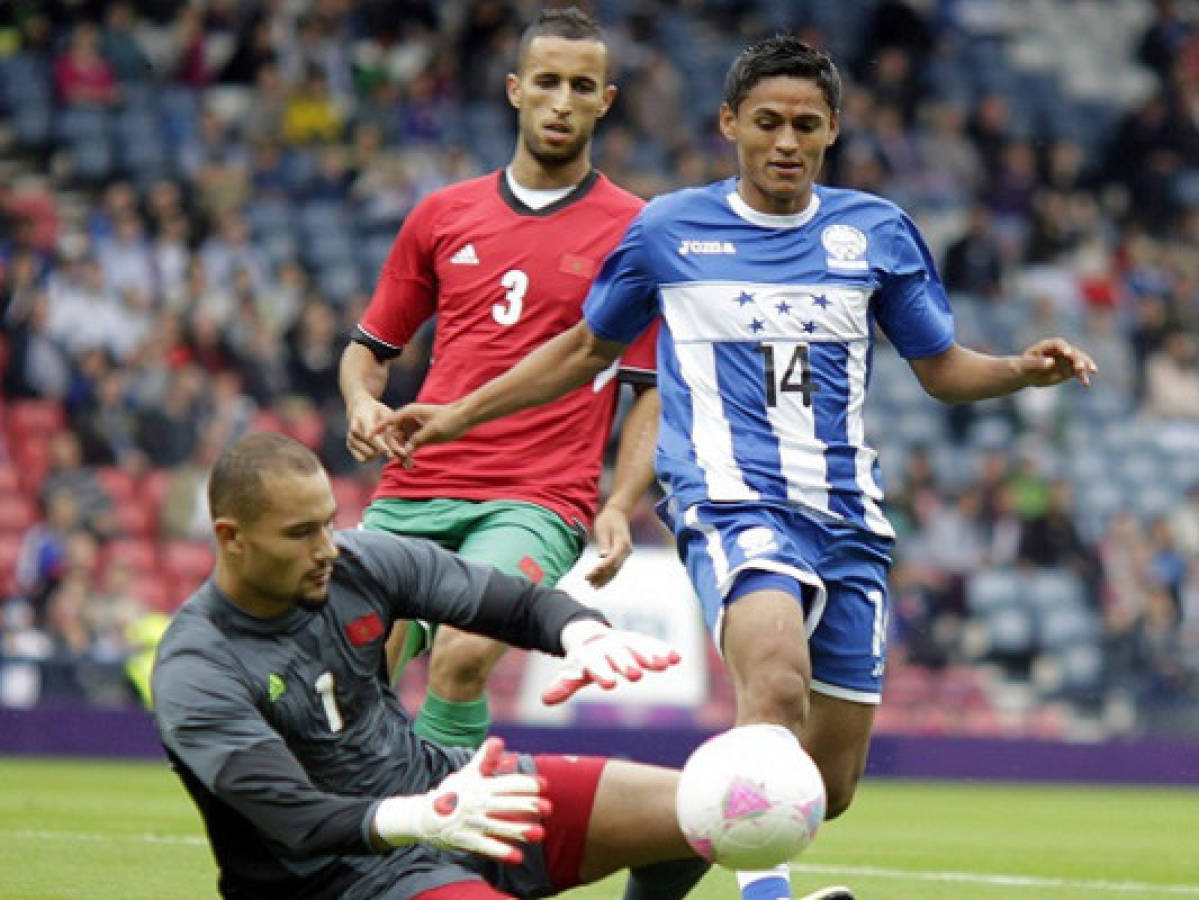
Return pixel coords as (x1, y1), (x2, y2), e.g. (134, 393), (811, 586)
(802, 692), (876, 819)
(575, 759), (709, 897)
(720, 581), (817, 900)
(417, 502), (584, 748)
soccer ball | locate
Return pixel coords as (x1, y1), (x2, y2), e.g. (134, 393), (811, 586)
(675, 724), (826, 869)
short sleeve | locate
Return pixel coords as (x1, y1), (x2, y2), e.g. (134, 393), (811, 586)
(583, 215), (659, 345)
(873, 213), (956, 360)
(355, 198), (439, 357)
(619, 316), (658, 383)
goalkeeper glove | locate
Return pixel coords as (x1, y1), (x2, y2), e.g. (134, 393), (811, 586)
(541, 618), (681, 705)
(373, 737), (548, 864)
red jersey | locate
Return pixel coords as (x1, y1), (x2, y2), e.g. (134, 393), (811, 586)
(355, 170), (655, 530)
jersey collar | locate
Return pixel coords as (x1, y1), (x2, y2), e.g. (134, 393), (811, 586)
(726, 184), (821, 229)
(497, 168), (600, 217)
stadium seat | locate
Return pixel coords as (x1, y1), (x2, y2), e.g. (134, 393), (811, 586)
(160, 539), (216, 583)
(0, 461), (20, 496)
(1025, 569), (1084, 611)
(985, 605), (1034, 659)
(330, 477), (365, 525)
(4, 399), (65, 438)
(279, 408), (325, 451)
(1036, 604), (1100, 651)
(113, 499), (157, 539)
(103, 537), (159, 574)
(965, 569), (1021, 615)
(0, 532), (24, 581)
(131, 574), (180, 613)
(94, 466), (138, 504)
(140, 468), (172, 512)
(0, 494), (37, 534)
(7, 435), (52, 497)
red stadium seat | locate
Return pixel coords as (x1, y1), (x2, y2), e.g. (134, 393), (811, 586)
(0, 461), (20, 495)
(0, 532), (24, 581)
(103, 537), (159, 574)
(160, 539), (216, 581)
(0, 493), (37, 534)
(114, 498), (157, 538)
(131, 574), (181, 613)
(141, 468), (171, 510)
(281, 407), (325, 450)
(331, 476), (365, 526)
(4, 399), (65, 439)
(252, 409), (285, 434)
(94, 466), (138, 503)
(8, 432), (53, 495)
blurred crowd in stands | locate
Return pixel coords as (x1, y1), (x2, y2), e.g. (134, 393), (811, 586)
(1, 0), (1198, 739)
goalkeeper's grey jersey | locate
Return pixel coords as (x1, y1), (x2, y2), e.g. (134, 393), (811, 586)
(152, 528), (601, 900)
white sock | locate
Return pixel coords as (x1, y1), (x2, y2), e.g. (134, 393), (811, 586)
(737, 863), (791, 899)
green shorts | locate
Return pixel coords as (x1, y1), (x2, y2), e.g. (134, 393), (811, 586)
(361, 497), (585, 588)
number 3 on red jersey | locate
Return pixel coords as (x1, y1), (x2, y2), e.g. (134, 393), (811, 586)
(494, 269), (529, 326)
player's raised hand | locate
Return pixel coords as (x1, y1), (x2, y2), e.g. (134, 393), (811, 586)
(372, 737), (549, 864)
(368, 402), (471, 467)
(1019, 338), (1097, 388)
(584, 506), (634, 588)
(542, 619), (681, 705)
(345, 396), (407, 462)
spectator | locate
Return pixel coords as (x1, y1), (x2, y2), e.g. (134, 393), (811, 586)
(158, 422), (223, 541)
(15, 489), (79, 618)
(2, 290), (70, 400)
(95, 212), (155, 304)
(284, 298), (344, 408)
(198, 210), (267, 296)
(100, 1), (152, 83)
(1144, 329), (1199, 420)
(282, 67), (345, 145)
(73, 369), (144, 468)
(1016, 479), (1097, 587)
(943, 202), (1005, 299)
(136, 365), (205, 468)
(39, 430), (116, 539)
(53, 21), (120, 107)
(1169, 483), (1199, 560)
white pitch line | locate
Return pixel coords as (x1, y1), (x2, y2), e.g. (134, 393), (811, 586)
(3, 829), (206, 847)
(793, 862), (1199, 895)
(5, 831), (1197, 896)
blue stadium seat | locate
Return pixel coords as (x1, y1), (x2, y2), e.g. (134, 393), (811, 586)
(319, 264), (362, 304)
(70, 138), (115, 183)
(158, 86), (200, 148)
(12, 99), (53, 147)
(1026, 569), (1085, 612)
(985, 605), (1035, 658)
(967, 570), (1021, 615)
(1036, 603), (1100, 650)
(55, 107), (111, 144)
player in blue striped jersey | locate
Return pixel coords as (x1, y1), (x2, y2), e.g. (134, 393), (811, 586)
(375, 36), (1095, 900)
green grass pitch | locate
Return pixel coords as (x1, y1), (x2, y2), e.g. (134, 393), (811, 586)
(2, 757), (1197, 899)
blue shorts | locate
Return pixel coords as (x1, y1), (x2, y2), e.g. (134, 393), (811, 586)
(664, 500), (894, 704)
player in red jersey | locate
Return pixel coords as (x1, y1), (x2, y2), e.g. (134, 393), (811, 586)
(338, 8), (659, 751)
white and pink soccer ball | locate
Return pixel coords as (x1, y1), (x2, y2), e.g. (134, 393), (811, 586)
(675, 724), (827, 870)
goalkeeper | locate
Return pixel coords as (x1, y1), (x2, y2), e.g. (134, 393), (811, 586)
(152, 433), (708, 899)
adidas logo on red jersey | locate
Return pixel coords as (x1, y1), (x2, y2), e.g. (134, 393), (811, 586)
(450, 243), (479, 265)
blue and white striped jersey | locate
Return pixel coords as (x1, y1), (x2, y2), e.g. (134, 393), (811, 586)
(583, 178), (956, 539)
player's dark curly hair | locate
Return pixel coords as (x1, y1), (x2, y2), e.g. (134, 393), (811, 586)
(723, 35), (841, 114)
(515, 6), (606, 74)
(208, 432), (322, 524)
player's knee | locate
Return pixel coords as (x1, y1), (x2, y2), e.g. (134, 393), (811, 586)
(822, 771), (860, 820)
(741, 663), (811, 729)
(429, 635), (504, 692)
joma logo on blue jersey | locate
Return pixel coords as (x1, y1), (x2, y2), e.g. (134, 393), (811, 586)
(678, 239), (736, 255)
